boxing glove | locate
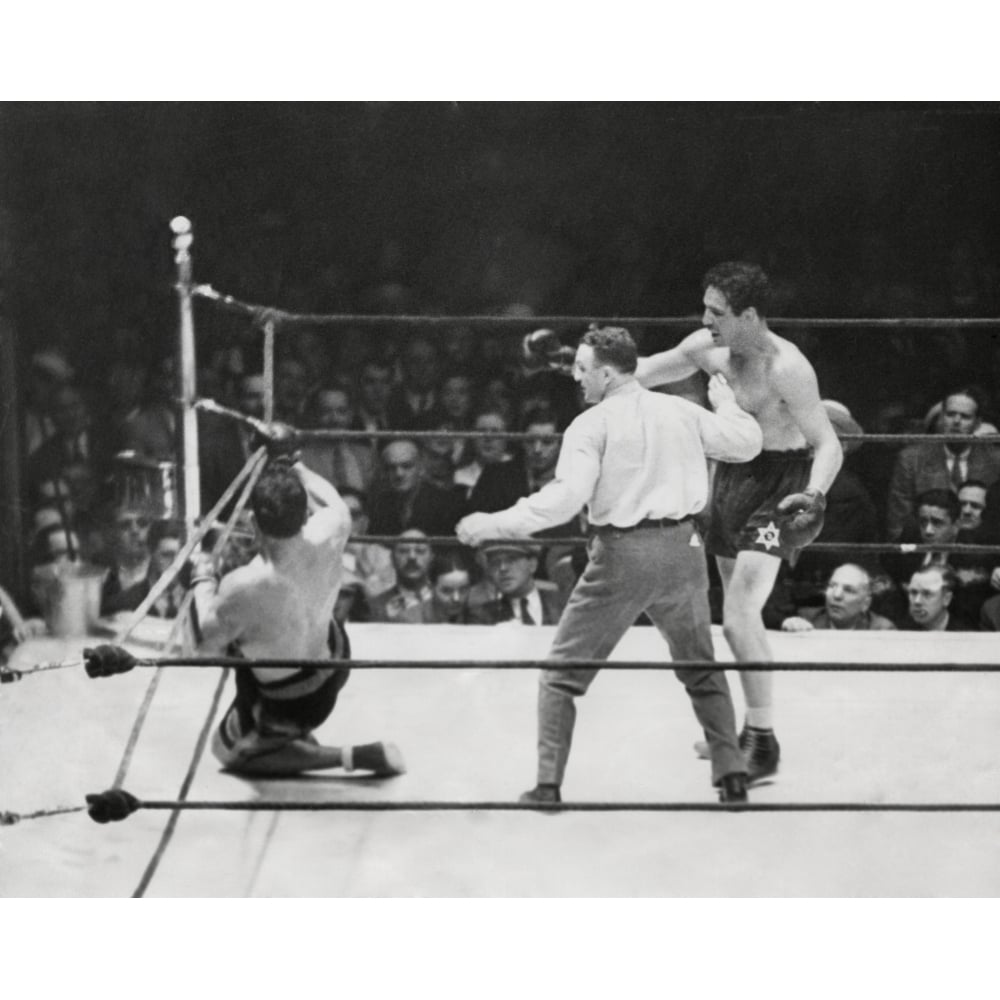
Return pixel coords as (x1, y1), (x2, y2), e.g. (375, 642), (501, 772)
(775, 487), (826, 548)
(253, 421), (301, 463)
(522, 329), (575, 375)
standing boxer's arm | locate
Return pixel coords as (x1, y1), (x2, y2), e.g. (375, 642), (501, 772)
(778, 360), (843, 494)
(635, 329), (711, 388)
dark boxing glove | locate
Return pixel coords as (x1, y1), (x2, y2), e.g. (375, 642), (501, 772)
(522, 329), (575, 376)
(84, 645), (138, 679)
(775, 486), (827, 548)
(253, 421), (301, 464)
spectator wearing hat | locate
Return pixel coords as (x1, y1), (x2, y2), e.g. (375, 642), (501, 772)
(469, 541), (565, 625)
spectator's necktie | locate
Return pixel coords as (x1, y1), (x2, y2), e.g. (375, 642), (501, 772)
(950, 456), (964, 493)
(520, 597), (536, 625)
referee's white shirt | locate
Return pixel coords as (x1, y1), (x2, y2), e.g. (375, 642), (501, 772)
(488, 379), (762, 537)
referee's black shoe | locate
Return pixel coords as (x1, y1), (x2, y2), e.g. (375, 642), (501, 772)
(717, 773), (748, 804)
(519, 783), (562, 808)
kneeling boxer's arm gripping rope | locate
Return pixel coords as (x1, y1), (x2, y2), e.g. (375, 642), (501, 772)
(84, 645), (139, 678)
(775, 486), (827, 548)
(522, 328), (576, 376)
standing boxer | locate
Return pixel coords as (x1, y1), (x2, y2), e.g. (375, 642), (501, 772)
(634, 262), (843, 782)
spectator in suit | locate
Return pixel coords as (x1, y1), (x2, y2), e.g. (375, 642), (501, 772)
(368, 529), (434, 624)
(340, 488), (395, 600)
(884, 487), (993, 624)
(121, 354), (178, 464)
(367, 438), (465, 538)
(454, 409), (514, 500)
(274, 355), (311, 424)
(900, 564), (976, 631)
(886, 387), (1000, 540)
(354, 357), (394, 434)
(99, 503), (153, 616)
(470, 542), (565, 625)
(300, 385), (376, 496)
(386, 337), (443, 430)
(25, 383), (107, 522)
(428, 548), (477, 624)
(781, 563), (896, 632)
(950, 479), (1000, 625)
(146, 519), (186, 618)
(23, 349), (75, 457)
(466, 405), (582, 577)
(199, 372), (267, 511)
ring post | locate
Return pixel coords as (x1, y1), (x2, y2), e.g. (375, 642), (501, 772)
(171, 216), (201, 533)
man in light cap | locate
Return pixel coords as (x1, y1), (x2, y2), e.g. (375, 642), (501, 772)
(471, 541), (564, 625)
(459, 325), (762, 804)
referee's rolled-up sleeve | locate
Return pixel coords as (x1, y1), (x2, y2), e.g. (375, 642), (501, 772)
(490, 423), (598, 537)
(697, 401), (763, 463)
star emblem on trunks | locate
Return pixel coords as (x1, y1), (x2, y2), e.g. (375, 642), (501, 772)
(755, 521), (781, 551)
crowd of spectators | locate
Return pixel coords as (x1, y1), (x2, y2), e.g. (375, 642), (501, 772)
(5, 313), (1000, 672)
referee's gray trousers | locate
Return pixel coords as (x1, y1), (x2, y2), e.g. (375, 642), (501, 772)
(537, 520), (745, 788)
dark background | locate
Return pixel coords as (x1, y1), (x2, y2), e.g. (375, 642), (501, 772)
(2, 100), (999, 424)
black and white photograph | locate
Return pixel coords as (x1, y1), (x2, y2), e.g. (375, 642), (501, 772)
(0, 36), (998, 998)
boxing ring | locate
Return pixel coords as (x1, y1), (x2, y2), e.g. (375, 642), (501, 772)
(3, 218), (1000, 898)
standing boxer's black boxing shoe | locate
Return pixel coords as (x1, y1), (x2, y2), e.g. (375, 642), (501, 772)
(717, 773), (749, 803)
(743, 726), (780, 785)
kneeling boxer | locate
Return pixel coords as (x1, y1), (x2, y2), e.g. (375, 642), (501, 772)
(193, 430), (405, 777)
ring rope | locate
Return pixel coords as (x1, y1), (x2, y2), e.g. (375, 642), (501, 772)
(348, 535), (1000, 556)
(0, 446), (270, 687)
(84, 657), (1000, 672)
(109, 449), (266, 792)
(0, 452), (267, 822)
(113, 446), (267, 646)
(190, 285), (1000, 331)
(129, 666), (231, 898)
(194, 396), (1000, 448)
(84, 794), (1000, 818)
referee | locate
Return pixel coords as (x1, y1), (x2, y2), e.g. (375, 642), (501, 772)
(457, 326), (763, 804)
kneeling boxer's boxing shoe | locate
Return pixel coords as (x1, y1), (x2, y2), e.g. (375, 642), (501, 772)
(519, 783), (562, 808)
(742, 726), (780, 785)
(717, 772), (748, 804)
(350, 742), (406, 777)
